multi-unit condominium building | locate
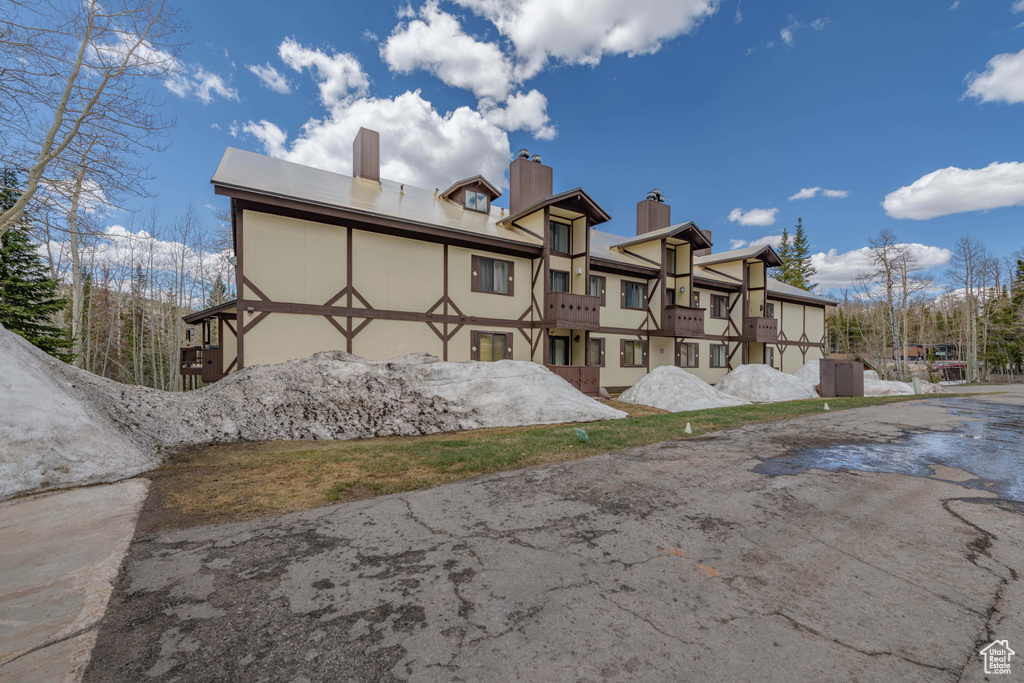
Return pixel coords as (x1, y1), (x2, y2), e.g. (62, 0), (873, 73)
(181, 128), (835, 395)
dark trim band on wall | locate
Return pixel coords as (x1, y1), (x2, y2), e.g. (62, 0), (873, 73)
(219, 188), (543, 259)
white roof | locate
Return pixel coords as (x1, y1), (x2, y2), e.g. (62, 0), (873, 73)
(212, 147), (540, 247)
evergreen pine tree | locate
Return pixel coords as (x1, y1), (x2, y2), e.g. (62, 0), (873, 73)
(207, 274), (229, 307)
(0, 169), (73, 360)
(789, 218), (817, 290)
(771, 227), (792, 282)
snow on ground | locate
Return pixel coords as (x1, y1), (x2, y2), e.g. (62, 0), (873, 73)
(0, 326), (160, 499)
(716, 364), (820, 403)
(618, 366), (749, 412)
(792, 360), (822, 387)
(1, 325), (625, 499)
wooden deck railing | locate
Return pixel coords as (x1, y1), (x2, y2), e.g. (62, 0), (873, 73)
(742, 316), (778, 342)
(661, 305), (704, 337)
(180, 346), (204, 375)
(546, 365), (601, 396)
(543, 292), (601, 330)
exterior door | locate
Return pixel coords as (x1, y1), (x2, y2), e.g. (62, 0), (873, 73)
(549, 336), (570, 365)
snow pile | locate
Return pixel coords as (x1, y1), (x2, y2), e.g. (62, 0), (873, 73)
(792, 360), (822, 387)
(716, 364), (820, 403)
(2, 324), (625, 499)
(0, 326), (160, 499)
(124, 352), (625, 447)
(863, 377), (916, 396)
(618, 366), (749, 412)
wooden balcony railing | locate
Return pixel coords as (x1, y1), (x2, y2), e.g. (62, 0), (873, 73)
(546, 365), (601, 396)
(742, 316), (778, 342)
(180, 345), (224, 384)
(660, 305), (704, 337)
(543, 292), (601, 330)
(180, 346), (204, 375)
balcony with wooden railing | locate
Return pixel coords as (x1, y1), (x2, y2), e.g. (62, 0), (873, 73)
(659, 305), (704, 337)
(742, 316), (778, 342)
(543, 292), (601, 330)
(180, 345), (224, 385)
(546, 364), (601, 396)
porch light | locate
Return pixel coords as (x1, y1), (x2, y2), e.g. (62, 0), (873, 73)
(246, 307), (254, 314)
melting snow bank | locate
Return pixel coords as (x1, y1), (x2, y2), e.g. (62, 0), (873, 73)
(716, 364), (820, 403)
(618, 366), (749, 412)
(0, 326), (161, 499)
(1, 326), (625, 499)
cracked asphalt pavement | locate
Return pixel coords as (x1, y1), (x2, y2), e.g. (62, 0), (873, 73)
(86, 389), (1024, 681)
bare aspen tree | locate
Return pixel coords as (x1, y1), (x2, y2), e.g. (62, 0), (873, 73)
(0, 0), (183, 237)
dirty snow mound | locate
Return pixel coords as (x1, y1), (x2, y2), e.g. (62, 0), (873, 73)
(3, 331), (625, 499)
(132, 353), (624, 446)
(618, 366), (748, 412)
(863, 378), (915, 396)
(0, 325), (160, 499)
(792, 360), (822, 387)
(410, 357), (627, 427)
(716, 364), (820, 403)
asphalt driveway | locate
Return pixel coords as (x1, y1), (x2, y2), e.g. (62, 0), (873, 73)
(86, 389), (1024, 682)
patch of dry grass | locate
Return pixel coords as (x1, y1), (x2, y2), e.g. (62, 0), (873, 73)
(145, 393), (949, 530)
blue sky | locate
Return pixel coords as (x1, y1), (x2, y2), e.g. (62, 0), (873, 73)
(127, 0), (1024, 291)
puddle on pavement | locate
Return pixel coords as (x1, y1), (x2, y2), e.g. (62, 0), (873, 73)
(753, 399), (1024, 501)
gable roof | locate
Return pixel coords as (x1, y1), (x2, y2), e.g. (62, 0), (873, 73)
(497, 187), (611, 228)
(211, 147), (540, 248)
(439, 174), (502, 201)
(695, 244), (783, 268)
(610, 221), (713, 250)
(766, 278), (837, 306)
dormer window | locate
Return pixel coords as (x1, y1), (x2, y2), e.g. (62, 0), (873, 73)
(465, 190), (489, 213)
(550, 220), (570, 254)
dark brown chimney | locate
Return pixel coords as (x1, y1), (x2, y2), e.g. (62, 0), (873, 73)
(636, 189), (671, 235)
(353, 127), (380, 181)
(509, 149), (552, 215)
(694, 229), (712, 257)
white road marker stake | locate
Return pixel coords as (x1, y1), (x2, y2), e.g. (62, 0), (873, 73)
(685, 423), (692, 434)
(824, 403), (830, 411)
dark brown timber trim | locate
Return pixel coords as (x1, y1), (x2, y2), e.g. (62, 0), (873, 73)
(215, 187), (542, 259)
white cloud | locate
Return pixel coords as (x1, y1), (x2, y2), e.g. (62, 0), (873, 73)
(1014, 0), (1024, 12)
(964, 48), (1024, 104)
(248, 63), (292, 94)
(789, 187), (819, 200)
(165, 65), (238, 103)
(882, 161), (1024, 219)
(382, 1), (514, 99)
(241, 39), (513, 191)
(779, 15), (827, 47)
(788, 186), (849, 200)
(362, 29), (379, 42)
(729, 234), (783, 250)
(452, 0), (719, 80)
(811, 243), (952, 290)
(728, 207), (778, 226)
(92, 32), (237, 104)
(478, 90), (555, 139)
(279, 37), (369, 108)
(191, 69), (238, 104)
(210, 123), (221, 130)
(241, 92), (510, 192)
